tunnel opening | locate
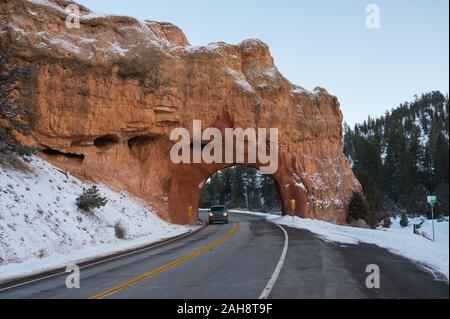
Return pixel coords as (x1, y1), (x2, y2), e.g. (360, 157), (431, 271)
(94, 134), (120, 150)
(128, 135), (162, 160)
(168, 160), (311, 225)
(199, 166), (282, 214)
(41, 148), (85, 163)
(128, 135), (160, 149)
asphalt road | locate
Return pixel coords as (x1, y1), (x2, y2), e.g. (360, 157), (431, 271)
(0, 213), (448, 299)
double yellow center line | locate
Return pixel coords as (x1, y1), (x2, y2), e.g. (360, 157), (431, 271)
(89, 223), (240, 299)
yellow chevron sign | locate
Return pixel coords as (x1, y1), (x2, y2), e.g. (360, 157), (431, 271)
(187, 204), (194, 217)
(290, 199), (296, 210)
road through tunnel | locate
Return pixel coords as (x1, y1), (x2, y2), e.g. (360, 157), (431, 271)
(167, 161), (312, 225)
(199, 166), (282, 214)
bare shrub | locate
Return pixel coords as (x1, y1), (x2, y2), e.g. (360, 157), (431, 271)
(350, 219), (370, 229)
(381, 215), (392, 228)
(0, 152), (33, 172)
(114, 222), (126, 239)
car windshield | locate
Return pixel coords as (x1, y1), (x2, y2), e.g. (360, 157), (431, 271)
(211, 206), (226, 212)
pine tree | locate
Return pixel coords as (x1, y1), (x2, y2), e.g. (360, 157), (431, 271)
(76, 186), (108, 212)
(343, 91), (449, 217)
(400, 213), (409, 228)
(244, 168), (261, 211)
(434, 132), (449, 183)
(199, 166), (280, 212)
(199, 180), (214, 208)
(229, 166), (246, 208)
(347, 192), (371, 224)
(260, 174), (280, 212)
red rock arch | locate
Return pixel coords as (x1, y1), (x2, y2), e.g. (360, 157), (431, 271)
(4, 0), (362, 226)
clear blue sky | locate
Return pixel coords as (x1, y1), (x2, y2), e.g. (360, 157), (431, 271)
(77, 0), (449, 125)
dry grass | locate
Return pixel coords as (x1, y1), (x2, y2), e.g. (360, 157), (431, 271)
(114, 222), (126, 239)
(0, 152), (34, 174)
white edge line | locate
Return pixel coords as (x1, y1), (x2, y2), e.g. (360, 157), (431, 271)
(259, 223), (289, 299)
(0, 227), (203, 293)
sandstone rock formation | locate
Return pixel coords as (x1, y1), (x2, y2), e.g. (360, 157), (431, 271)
(1, 0), (361, 224)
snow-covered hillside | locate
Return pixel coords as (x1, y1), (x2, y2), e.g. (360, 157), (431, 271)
(0, 156), (189, 283)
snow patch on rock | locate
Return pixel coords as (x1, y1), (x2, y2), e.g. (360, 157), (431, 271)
(185, 42), (222, 54)
(291, 85), (310, 94)
(106, 42), (128, 57)
(80, 12), (111, 21)
(26, 0), (66, 14)
(49, 38), (81, 54)
(226, 67), (255, 93)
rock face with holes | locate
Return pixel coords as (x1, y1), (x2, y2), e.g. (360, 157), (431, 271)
(1, 0), (361, 224)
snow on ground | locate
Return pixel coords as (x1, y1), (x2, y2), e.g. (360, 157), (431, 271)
(230, 210), (280, 217)
(390, 216), (449, 243)
(0, 156), (189, 283)
(232, 210), (449, 281)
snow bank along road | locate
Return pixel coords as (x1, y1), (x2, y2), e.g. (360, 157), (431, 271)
(0, 213), (448, 299)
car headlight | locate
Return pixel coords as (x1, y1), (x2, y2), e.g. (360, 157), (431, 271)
(223, 213), (228, 217)
(209, 213), (213, 217)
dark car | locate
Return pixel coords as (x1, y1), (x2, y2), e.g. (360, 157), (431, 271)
(208, 205), (229, 224)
